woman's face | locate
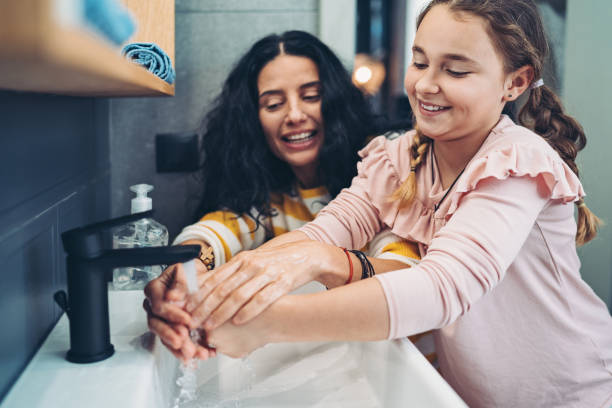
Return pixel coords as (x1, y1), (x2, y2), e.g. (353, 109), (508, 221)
(257, 54), (325, 188)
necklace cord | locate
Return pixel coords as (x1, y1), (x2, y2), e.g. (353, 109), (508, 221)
(431, 146), (466, 212)
(434, 168), (465, 211)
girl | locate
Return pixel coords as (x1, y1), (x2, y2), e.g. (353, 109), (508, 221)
(184, 1), (612, 407)
(145, 31), (421, 360)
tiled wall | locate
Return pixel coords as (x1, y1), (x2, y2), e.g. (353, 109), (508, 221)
(108, 0), (319, 239)
(564, 0), (612, 309)
(0, 2), (319, 400)
(0, 92), (111, 400)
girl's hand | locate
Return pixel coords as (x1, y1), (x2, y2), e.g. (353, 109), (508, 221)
(185, 239), (344, 332)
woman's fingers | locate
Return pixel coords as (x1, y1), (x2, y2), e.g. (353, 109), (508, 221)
(144, 263), (192, 326)
(165, 263), (188, 302)
(146, 313), (186, 349)
(161, 338), (187, 360)
(196, 347), (217, 360)
(148, 296), (192, 326)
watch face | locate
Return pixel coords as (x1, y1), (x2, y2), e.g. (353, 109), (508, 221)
(199, 247), (215, 270)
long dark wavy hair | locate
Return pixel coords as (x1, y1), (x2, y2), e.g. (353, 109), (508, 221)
(194, 30), (375, 225)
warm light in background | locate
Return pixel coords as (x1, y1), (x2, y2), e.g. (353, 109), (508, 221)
(355, 66), (373, 84)
(352, 53), (385, 95)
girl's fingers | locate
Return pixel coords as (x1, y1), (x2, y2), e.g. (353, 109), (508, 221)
(185, 257), (247, 311)
(185, 259), (240, 310)
(232, 281), (288, 325)
(196, 272), (272, 330)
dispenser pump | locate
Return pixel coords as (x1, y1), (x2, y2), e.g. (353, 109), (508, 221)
(130, 184), (153, 214)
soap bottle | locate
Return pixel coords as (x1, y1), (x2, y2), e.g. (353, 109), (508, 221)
(112, 184), (169, 290)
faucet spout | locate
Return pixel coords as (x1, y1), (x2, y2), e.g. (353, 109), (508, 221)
(57, 212), (200, 363)
(95, 245), (201, 269)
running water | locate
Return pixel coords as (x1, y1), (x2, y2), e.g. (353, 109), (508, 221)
(172, 260), (201, 408)
(172, 260), (255, 408)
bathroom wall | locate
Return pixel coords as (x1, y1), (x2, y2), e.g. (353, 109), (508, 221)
(0, 93), (111, 400)
(0, 2), (319, 401)
(564, 0), (612, 309)
(108, 0), (319, 240)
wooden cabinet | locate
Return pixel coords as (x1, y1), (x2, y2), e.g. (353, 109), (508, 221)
(0, 0), (175, 96)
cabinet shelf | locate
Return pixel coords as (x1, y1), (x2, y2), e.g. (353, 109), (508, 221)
(0, 0), (175, 97)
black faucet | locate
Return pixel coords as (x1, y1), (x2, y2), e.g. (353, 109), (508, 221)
(54, 210), (200, 364)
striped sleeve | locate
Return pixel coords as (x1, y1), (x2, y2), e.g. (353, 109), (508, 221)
(365, 229), (420, 266)
(173, 210), (267, 266)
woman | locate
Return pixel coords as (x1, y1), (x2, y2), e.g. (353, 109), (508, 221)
(175, 2), (612, 407)
(145, 30), (421, 360)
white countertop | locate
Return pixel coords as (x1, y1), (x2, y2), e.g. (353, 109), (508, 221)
(2, 288), (467, 408)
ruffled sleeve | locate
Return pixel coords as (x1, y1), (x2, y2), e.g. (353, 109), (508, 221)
(355, 135), (406, 228)
(444, 138), (585, 217)
(299, 135), (408, 249)
(376, 134), (586, 339)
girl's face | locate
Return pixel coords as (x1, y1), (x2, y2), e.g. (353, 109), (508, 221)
(404, 5), (509, 147)
(258, 54), (325, 188)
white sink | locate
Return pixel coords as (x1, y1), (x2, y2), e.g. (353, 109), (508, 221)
(3, 287), (467, 408)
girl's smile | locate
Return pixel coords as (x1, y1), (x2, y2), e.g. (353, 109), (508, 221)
(404, 4), (509, 158)
(418, 100), (451, 115)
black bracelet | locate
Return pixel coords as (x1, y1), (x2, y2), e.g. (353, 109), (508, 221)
(348, 250), (375, 280)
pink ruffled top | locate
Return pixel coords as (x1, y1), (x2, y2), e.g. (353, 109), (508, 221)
(300, 115), (612, 408)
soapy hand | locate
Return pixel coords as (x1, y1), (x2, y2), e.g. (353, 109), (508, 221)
(185, 238), (336, 332)
(144, 260), (216, 361)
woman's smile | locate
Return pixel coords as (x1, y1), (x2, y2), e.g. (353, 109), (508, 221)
(281, 129), (319, 148)
(258, 54), (325, 187)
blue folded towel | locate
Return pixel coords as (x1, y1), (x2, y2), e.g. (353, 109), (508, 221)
(122, 43), (176, 84)
(84, 0), (135, 45)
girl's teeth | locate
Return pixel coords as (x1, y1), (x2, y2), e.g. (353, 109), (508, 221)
(421, 103), (446, 112)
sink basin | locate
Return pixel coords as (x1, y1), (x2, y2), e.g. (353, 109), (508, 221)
(157, 337), (467, 408)
(3, 286), (467, 407)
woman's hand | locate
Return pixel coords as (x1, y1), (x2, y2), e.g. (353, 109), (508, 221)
(185, 237), (347, 332)
(144, 249), (217, 361)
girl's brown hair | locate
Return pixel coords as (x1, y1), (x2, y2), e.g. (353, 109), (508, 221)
(394, 0), (600, 245)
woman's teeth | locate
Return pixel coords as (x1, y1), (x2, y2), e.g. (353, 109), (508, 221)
(284, 131), (315, 143)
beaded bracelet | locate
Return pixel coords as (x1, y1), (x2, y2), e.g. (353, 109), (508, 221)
(349, 249), (375, 280)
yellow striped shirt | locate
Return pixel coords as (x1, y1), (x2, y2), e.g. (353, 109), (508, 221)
(174, 185), (420, 266)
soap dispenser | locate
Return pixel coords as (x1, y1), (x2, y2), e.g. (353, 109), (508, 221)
(112, 184), (169, 289)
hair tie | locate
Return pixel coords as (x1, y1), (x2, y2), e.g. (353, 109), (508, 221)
(530, 78), (544, 89)
(410, 166), (417, 173)
(576, 200), (586, 209)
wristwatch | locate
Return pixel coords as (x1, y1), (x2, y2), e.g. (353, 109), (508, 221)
(199, 246), (215, 270)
